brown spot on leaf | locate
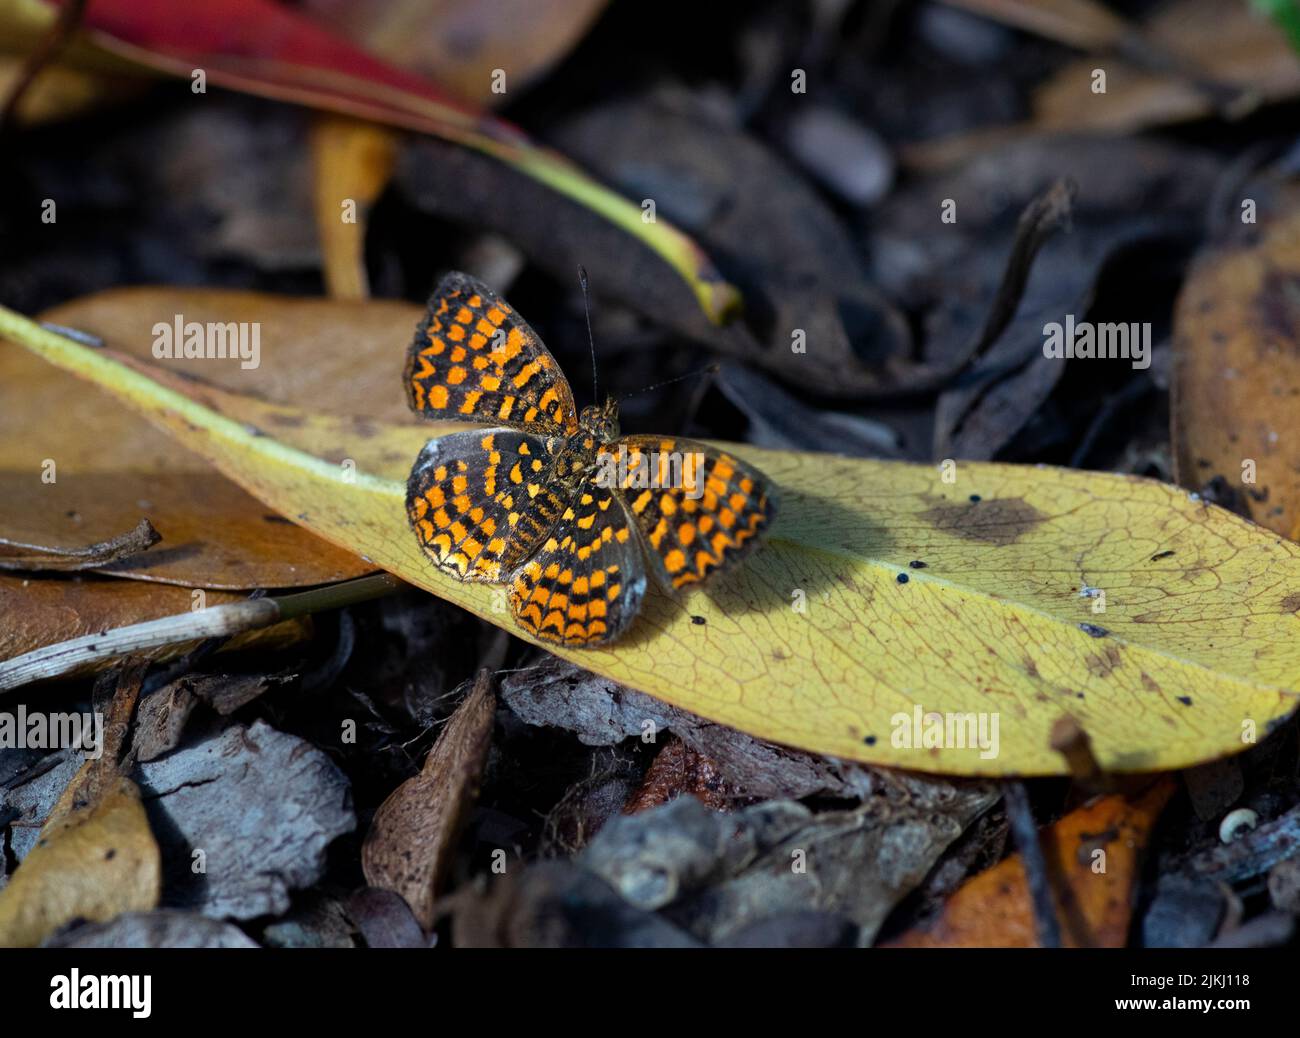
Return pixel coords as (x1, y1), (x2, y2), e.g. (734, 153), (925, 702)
(1282, 592), (1300, 614)
(1085, 645), (1122, 679)
(919, 496), (1047, 546)
(1256, 268), (1300, 356)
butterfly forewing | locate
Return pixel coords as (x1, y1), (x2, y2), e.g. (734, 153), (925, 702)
(407, 427), (569, 582)
(605, 436), (775, 591)
(405, 272), (579, 436)
(507, 484), (647, 646)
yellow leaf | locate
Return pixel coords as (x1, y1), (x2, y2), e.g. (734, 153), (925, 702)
(0, 774), (161, 947)
(3, 297), (1298, 776)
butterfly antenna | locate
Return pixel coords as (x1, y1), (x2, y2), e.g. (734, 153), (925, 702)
(618, 363), (720, 401)
(578, 265), (598, 402)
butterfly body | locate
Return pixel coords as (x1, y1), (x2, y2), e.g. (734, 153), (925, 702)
(405, 272), (774, 646)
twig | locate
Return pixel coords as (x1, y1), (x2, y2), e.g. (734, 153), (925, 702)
(970, 179), (1076, 359)
(0, 572), (404, 693)
(0, 518), (161, 572)
(1004, 780), (1062, 948)
(1068, 374), (1152, 469)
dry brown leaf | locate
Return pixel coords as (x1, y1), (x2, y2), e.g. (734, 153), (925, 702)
(940, 0), (1130, 50)
(362, 669), (496, 928)
(623, 737), (737, 815)
(1031, 0), (1300, 134)
(885, 778), (1175, 948)
(906, 0), (1300, 169)
(1172, 189), (1300, 541)
(0, 288), (429, 588)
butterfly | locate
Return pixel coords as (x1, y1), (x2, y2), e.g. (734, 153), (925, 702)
(404, 272), (775, 646)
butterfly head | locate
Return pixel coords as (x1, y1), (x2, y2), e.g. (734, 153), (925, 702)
(578, 397), (620, 443)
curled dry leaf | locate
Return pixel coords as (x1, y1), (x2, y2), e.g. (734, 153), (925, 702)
(448, 860), (701, 948)
(5, 303), (1300, 776)
(346, 887), (428, 949)
(362, 669), (496, 929)
(885, 778), (1175, 948)
(1171, 189), (1300, 540)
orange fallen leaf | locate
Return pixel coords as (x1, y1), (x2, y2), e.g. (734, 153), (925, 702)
(884, 778), (1175, 947)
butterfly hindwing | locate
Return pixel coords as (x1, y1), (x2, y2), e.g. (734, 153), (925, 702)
(405, 272), (579, 436)
(508, 483), (646, 646)
(605, 435), (775, 591)
(407, 427), (569, 583)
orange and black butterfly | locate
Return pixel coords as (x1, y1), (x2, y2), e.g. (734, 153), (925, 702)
(404, 272), (775, 646)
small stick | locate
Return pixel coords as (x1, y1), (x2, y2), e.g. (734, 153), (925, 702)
(0, 518), (161, 572)
(0, 572), (403, 693)
(1004, 780), (1063, 948)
